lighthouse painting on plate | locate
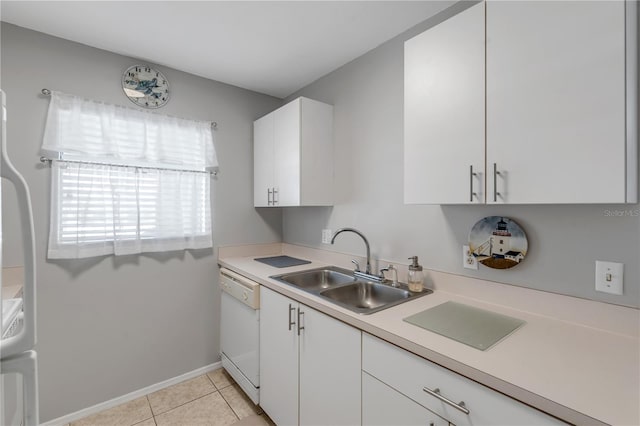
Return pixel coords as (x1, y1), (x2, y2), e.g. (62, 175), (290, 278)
(468, 216), (528, 270)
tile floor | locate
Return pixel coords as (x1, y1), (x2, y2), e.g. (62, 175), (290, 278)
(67, 368), (274, 426)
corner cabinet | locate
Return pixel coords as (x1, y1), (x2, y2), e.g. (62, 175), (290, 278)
(404, 0), (637, 204)
(259, 286), (361, 426)
(254, 97), (333, 207)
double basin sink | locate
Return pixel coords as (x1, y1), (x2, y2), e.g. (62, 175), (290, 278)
(271, 266), (432, 314)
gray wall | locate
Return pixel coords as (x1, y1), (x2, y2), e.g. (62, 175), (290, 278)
(1, 23), (282, 421)
(283, 3), (640, 308)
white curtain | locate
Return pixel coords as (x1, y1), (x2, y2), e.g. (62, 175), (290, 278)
(43, 92), (215, 259)
(42, 91), (217, 170)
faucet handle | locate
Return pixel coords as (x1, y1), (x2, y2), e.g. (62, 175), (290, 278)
(351, 259), (361, 272)
(380, 264), (399, 287)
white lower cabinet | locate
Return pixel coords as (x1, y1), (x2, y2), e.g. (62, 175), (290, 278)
(363, 372), (449, 426)
(259, 286), (361, 426)
(362, 333), (565, 426)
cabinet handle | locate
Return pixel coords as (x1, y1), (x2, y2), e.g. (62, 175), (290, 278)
(297, 308), (305, 335)
(288, 304), (296, 331)
(469, 165), (477, 202)
(422, 387), (470, 415)
(268, 188), (273, 206)
(273, 187), (279, 205)
(493, 163), (501, 202)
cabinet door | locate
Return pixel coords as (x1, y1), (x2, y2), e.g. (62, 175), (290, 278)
(254, 114), (274, 207)
(404, 2), (485, 204)
(486, 1), (626, 203)
(299, 98), (333, 206)
(274, 99), (301, 206)
(299, 305), (361, 426)
(259, 287), (298, 426)
(363, 372), (448, 426)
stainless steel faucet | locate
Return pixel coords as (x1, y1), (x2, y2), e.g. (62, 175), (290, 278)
(330, 227), (372, 275)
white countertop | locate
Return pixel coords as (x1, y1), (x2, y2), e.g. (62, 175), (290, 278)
(218, 244), (640, 426)
(2, 266), (24, 300)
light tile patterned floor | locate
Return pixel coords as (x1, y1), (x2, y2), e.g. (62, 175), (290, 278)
(69, 369), (273, 426)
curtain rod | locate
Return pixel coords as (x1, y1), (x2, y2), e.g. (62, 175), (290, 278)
(39, 156), (218, 176)
(40, 88), (218, 130)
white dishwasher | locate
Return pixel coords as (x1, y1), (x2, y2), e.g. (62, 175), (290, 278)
(220, 268), (260, 404)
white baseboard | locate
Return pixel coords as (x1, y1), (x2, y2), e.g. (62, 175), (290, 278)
(42, 362), (222, 426)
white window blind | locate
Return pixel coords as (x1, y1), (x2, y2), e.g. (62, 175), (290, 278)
(42, 91), (216, 259)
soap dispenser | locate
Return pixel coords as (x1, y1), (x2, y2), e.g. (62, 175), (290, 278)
(407, 256), (424, 292)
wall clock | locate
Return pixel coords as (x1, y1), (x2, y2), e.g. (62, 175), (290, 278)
(122, 65), (170, 109)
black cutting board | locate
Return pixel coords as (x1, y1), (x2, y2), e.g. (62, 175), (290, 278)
(255, 255), (311, 268)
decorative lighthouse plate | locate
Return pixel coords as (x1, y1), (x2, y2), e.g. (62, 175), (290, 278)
(468, 216), (528, 270)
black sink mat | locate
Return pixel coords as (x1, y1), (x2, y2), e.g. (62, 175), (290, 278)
(255, 255), (312, 268)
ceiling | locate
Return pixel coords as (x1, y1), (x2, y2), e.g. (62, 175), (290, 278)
(0, 1), (454, 98)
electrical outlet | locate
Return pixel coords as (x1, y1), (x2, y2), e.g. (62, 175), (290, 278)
(462, 245), (478, 270)
(321, 229), (333, 244)
(595, 261), (623, 295)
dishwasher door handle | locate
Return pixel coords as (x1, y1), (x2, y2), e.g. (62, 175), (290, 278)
(288, 304), (296, 331)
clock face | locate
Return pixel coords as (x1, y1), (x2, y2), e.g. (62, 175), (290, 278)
(122, 65), (170, 109)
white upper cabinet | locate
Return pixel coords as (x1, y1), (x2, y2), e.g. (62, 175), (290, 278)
(405, 2), (486, 205)
(487, 0), (631, 204)
(404, 0), (637, 204)
(254, 97), (333, 207)
(253, 112), (275, 207)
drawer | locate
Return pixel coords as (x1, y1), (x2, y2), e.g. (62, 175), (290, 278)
(363, 371), (448, 426)
(362, 333), (564, 426)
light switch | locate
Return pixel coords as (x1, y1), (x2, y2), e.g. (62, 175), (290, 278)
(595, 261), (623, 295)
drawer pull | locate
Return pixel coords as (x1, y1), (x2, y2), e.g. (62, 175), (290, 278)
(423, 387), (470, 415)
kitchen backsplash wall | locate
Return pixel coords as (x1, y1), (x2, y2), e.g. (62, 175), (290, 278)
(283, 2), (640, 308)
(0, 23), (282, 421)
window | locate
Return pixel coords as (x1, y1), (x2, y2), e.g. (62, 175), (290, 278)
(42, 92), (217, 259)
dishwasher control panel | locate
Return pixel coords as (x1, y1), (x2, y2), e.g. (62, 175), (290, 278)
(220, 268), (260, 309)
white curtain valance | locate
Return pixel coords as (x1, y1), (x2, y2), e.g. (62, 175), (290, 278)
(41, 91), (217, 170)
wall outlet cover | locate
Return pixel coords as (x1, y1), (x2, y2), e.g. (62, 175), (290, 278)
(595, 261), (623, 295)
(463, 245), (478, 270)
(321, 229), (332, 244)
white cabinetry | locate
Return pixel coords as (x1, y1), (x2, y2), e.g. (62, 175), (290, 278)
(363, 372), (448, 426)
(254, 97), (333, 207)
(404, 1), (485, 205)
(362, 333), (564, 426)
(259, 286), (361, 426)
(404, 0), (637, 204)
(487, 0), (631, 204)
